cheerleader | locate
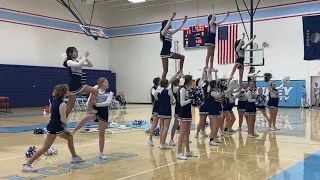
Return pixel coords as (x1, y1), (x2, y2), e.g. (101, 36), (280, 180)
(267, 81), (286, 131)
(160, 13), (187, 79)
(208, 78), (235, 146)
(247, 67), (263, 84)
(256, 87), (270, 130)
(234, 83), (248, 131)
(195, 67), (212, 138)
(148, 72), (180, 146)
(246, 81), (259, 138)
(313, 83), (319, 107)
(177, 75), (198, 160)
(22, 85), (84, 172)
(169, 78), (181, 146)
(229, 33), (256, 88)
(158, 79), (176, 149)
(63, 47), (98, 116)
(72, 78), (113, 159)
(204, 5), (229, 70)
(221, 79), (238, 134)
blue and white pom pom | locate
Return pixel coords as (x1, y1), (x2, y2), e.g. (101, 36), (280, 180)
(25, 146), (37, 158)
(282, 76), (290, 85)
(133, 119), (146, 125)
(189, 87), (204, 107)
(154, 127), (160, 136)
(33, 127), (47, 134)
(108, 122), (120, 129)
(44, 146), (58, 156)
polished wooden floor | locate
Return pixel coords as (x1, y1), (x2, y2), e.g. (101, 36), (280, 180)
(0, 105), (319, 180)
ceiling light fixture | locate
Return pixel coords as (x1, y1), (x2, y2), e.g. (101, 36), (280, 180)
(128, 0), (146, 3)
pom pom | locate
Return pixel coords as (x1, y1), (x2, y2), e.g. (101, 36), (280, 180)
(205, 119), (210, 126)
(154, 127), (160, 136)
(229, 80), (239, 89)
(33, 127), (47, 134)
(264, 73), (272, 82)
(145, 127), (151, 133)
(44, 146), (58, 156)
(282, 76), (290, 85)
(189, 87), (204, 107)
(133, 120), (146, 125)
(108, 122), (120, 129)
(25, 146), (37, 158)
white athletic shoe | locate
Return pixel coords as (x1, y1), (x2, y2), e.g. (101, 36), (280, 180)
(169, 140), (176, 146)
(209, 140), (219, 146)
(71, 156), (85, 163)
(194, 134), (199, 138)
(200, 130), (208, 137)
(99, 153), (108, 160)
(177, 153), (187, 160)
(253, 132), (259, 137)
(269, 127), (275, 131)
(21, 164), (37, 172)
(215, 138), (223, 143)
(273, 126), (280, 130)
(148, 140), (154, 146)
(186, 151), (198, 157)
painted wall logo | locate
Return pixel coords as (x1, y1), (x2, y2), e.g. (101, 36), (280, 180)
(257, 86), (294, 101)
(255, 80), (305, 107)
(1, 152), (136, 180)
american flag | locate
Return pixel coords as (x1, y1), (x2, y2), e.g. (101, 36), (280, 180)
(217, 24), (238, 64)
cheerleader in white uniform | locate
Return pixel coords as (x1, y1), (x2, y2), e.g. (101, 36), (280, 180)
(267, 78), (289, 131)
(177, 75), (198, 160)
(234, 83), (248, 131)
(158, 79), (176, 149)
(195, 67), (212, 138)
(204, 5), (229, 70)
(247, 67), (263, 85)
(148, 72), (180, 146)
(246, 81), (259, 138)
(256, 87), (270, 130)
(229, 34), (256, 88)
(160, 13), (187, 79)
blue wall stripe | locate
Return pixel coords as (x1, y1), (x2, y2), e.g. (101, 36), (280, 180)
(106, 1), (320, 37)
(0, 1), (319, 37)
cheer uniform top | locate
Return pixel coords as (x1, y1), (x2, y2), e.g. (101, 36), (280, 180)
(158, 88), (175, 119)
(172, 86), (181, 116)
(228, 94), (236, 112)
(151, 86), (160, 115)
(256, 94), (267, 111)
(95, 89), (113, 124)
(208, 89), (222, 118)
(245, 89), (257, 115)
(160, 23), (184, 59)
(267, 84), (283, 108)
(205, 22), (217, 46)
(235, 47), (245, 68)
(63, 57), (92, 95)
(47, 98), (65, 135)
(179, 85), (192, 121)
(235, 90), (247, 111)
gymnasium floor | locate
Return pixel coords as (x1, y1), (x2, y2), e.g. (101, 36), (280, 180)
(0, 105), (319, 180)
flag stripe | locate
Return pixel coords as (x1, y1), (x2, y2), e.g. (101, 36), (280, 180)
(217, 24), (238, 65)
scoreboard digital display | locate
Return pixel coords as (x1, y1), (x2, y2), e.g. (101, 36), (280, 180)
(183, 25), (209, 48)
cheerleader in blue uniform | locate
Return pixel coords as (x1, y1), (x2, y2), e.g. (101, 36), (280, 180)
(267, 79), (288, 131)
(208, 78), (235, 146)
(221, 79), (238, 135)
(195, 67), (213, 138)
(256, 87), (270, 130)
(205, 5), (229, 70)
(177, 75), (198, 160)
(158, 79), (176, 149)
(234, 83), (248, 131)
(246, 81), (259, 138)
(229, 34), (256, 88)
(169, 78), (181, 146)
(160, 13), (187, 79)
(22, 85), (84, 172)
(72, 78), (113, 159)
(148, 72), (180, 146)
(63, 47), (98, 117)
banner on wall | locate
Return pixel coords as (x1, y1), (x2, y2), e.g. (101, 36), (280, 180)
(303, 15), (320, 60)
(255, 80), (306, 107)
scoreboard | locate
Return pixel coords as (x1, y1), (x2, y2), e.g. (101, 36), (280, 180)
(183, 25), (209, 48)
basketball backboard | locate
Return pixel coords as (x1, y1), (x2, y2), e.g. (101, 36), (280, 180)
(80, 25), (108, 40)
(244, 48), (264, 66)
